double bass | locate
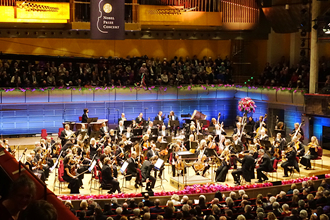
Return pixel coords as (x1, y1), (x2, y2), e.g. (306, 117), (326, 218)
(255, 114), (267, 139)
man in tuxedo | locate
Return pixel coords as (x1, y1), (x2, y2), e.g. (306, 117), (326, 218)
(118, 113), (126, 123)
(135, 113), (144, 124)
(232, 134), (244, 153)
(116, 120), (125, 136)
(281, 145), (299, 177)
(168, 111), (179, 136)
(100, 122), (109, 137)
(254, 115), (267, 132)
(159, 125), (169, 137)
(60, 124), (74, 146)
(290, 123), (304, 140)
(115, 142), (126, 165)
(256, 149), (273, 183)
(61, 138), (75, 157)
(146, 144), (159, 160)
(141, 156), (157, 191)
(144, 121), (155, 133)
(154, 111), (164, 121)
(232, 151), (255, 185)
(101, 157), (121, 194)
(126, 152), (142, 188)
(75, 123), (89, 139)
(123, 127), (133, 139)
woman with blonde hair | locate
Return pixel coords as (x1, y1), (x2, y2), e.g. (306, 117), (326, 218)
(300, 136), (319, 170)
(267, 212), (277, 220)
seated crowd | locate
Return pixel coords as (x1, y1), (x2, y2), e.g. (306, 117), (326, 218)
(0, 55), (233, 88)
(64, 179), (330, 220)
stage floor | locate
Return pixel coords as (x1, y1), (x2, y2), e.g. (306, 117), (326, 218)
(7, 136), (330, 196)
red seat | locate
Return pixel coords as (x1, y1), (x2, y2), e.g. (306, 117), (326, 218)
(79, 116), (82, 121)
(58, 128), (64, 138)
(41, 129), (47, 139)
(311, 146), (323, 169)
(53, 160), (67, 193)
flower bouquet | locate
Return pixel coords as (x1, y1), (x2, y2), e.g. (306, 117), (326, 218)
(238, 97), (257, 113)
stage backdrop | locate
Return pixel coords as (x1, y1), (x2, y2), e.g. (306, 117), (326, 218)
(90, 0), (125, 40)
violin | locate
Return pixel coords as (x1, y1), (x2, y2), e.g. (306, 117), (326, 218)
(194, 155), (207, 171)
(159, 149), (168, 156)
(274, 147), (280, 159)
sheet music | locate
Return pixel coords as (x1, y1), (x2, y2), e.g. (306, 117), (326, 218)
(154, 158), (164, 170)
(88, 160), (97, 172)
(120, 161), (128, 174)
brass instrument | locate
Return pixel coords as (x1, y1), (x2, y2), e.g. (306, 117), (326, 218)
(65, 130), (76, 140)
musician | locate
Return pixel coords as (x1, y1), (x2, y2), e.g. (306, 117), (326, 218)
(116, 120), (125, 136)
(45, 137), (55, 151)
(231, 151), (255, 185)
(184, 134), (196, 151)
(89, 138), (100, 159)
(125, 152), (143, 188)
(215, 149), (231, 182)
(232, 134), (244, 153)
(52, 142), (61, 158)
(189, 124), (197, 137)
(256, 149), (273, 183)
(276, 121), (285, 130)
(300, 136), (319, 170)
(290, 123), (304, 140)
(82, 108), (89, 123)
(118, 113), (126, 123)
(124, 127), (133, 139)
(270, 140), (282, 161)
(218, 136), (226, 152)
(109, 129), (117, 144)
(141, 156), (157, 191)
(233, 123), (244, 137)
(61, 137), (76, 157)
(100, 122), (109, 137)
(274, 133), (286, 151)
(169, 144), (180, 177)
(246, 117), (255, 137)
(25, 154), (46, 182)
(159, 125), (169, 137)
(99, 147), (113, 164)
(258, 129), (269, 141)
(144, 121), (155, 132)
(213, 124), (226, 141)
(168, 111), (179, 136)
(131, 120), (138, 129)
(291, 136), (305, 157)
(146, 143), (159, 160)
(155, 111), (164, 121)
(254, 116), (267, 131)
(135, 113), (145, 125)
(115, 142), (126, 165)
(60, 124), (74, 146)
(76, 124), (89, 140)
(195, 140), (210, 176)
(141, 134), (150, 150)
(281, 145), (299, 177)
(62, 155), (82, 194)
(35, 146), (50, 178)
(102, 157), (121, 194)
(209, 118), (217, 127)
(3, 139), (11, 153)
(234, 116), (243, 128)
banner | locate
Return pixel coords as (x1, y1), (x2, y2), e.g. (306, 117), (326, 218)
(90, 0), (125, 40)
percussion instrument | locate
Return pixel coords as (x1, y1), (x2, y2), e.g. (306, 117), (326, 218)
(191, 110), (207, 120)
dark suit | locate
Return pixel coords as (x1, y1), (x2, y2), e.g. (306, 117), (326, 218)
(101, 164), (120, 193)
(150, 206), (164, 213)
(60, 129), (71, 146)
(89, 143), (100, 159)
(141, 160), (155, 189)
(146, 149), (159, 160)
(116, 125), (126, 136)
(135, 117), (145, 124)
(256, 154), (273, 181)
(100, 126), (109, 137)
(126, 157), (141, 184)
(82, 113), (88, 123)
(281, 149), (299, 176)
(154, 115), (163, 121)
(232, 155), (255, 183)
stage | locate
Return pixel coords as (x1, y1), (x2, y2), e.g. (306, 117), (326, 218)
(6, 135), (330, 196)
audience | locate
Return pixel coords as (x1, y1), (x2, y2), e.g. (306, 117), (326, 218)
(61, 181), (330, 220)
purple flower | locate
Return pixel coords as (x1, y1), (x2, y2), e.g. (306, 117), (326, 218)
(164, 88), (167, 92)
(129, 87), (132, 91)
(188, 86), (191, 91)
(67, 87), (70, 90)
(79, 88), (81, 91)
(282, 88), (285, 90)
(122, 86), (126, 88)
(294, 90), (297, 93)
(211, 84), (215, 87)
(32, 89), (36, 92)
(148, 88), (151, 90)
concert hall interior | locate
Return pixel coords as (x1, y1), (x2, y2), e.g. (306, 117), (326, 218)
(2, 0), (330, 220)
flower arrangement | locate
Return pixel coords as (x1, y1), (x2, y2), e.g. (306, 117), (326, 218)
(282, 176), (318, 185)
(238, 97), (257, 113)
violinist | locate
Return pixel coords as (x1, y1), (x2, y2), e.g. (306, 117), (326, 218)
(116, 121), (125, 136)
(290, 123), (304, 140)
(291, 136), (305, 157)
(101, 157), (121, 194)
(300, 136), (319, 170)
(274, 133), (286, 151)
(131, 120), (138, 129)
(99, 147), (113, 164)
(213, 124), (226, 141)
(109, 129), (117, 144)
(141, 134), (150, 151)
(218, 136), (226, 153)
(3, 139), (11, 153)
(34, 147), (50, 179)
(159, 125), (169, 137)
(144, 121), (155, 133)
(126, 152), (143, 188)
(124, 127), (133, 139)
(25, 154), (46, 182)
(60, 124), (74, 146)
(258, 129), (269, 141)
(194, 140), (210, 177)
(76, 124), (89, 141)
(45, 137), (55, 151)
(270, 140), (282, 162)
(100, 122), (110, 137)
(232, 134), (244, 153)
(89, 138), (100, 159)
(118, 113), (126, 123)
(141, 156), (157, 191)
(231, 151), (255, 185)
(233, 123), (244, 137)
(215, 149), (231, 182)
(62, 137), (76, 157)
(52, 142), (61, 158)
(115, 142), (126, 165)
(146, 143), (159, 160)
(62, 155), (82, 194)
(256, 149), (273, 183)
(246, 116), (255, 137)
(281, 145), (299, 177)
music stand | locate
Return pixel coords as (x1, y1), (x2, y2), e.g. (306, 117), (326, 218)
(234, 145), (243, 153)
(151, 128), (158, 135)
(153, 120), (163, 126)
(197, 134), (204, 141)
(149, 136), (157, 142)
(156, 142), (167, 150)
(154, 158), (165, 190)
(124, 120), (133, 128)
(205, 148), (217, 157)
(130, 137), (141, 143)
(260, 140), (272, 150)
(133, 128), (143, 136)
(189, 141), (198, 150)
(170, 120), (180, 128)
(165, 136), (172, 143)
(87, 117), (98, 123)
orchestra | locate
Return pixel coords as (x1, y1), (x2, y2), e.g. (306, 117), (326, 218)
(2, 109), (324, 195)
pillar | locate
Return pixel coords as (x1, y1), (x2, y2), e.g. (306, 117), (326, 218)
(309, 0), (321, 93)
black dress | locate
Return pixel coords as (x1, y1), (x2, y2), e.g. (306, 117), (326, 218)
(300, 146), (318, 168)
(62, 164), (81, 194)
